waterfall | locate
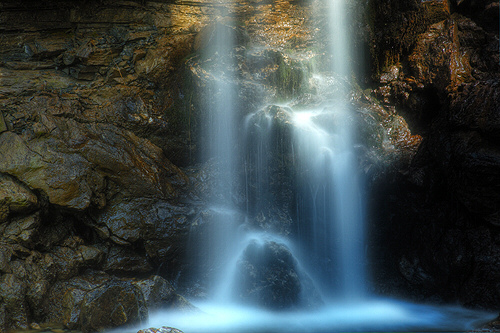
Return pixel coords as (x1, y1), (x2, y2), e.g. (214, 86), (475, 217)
(152, 0), (496, 331)
(292, 0), (365, 300)
(194, 0), (365, 305)
(196, 15), (243, 302)
(206, 20), (237, 201)
(293, 105), (365, 300)
(326, 0), (366, 299)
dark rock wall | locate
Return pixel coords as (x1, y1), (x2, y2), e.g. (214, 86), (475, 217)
(367, 0), (500, 310)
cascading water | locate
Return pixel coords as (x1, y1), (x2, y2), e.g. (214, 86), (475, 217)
(293, 105), (365, 300)
(192, 15), (244, 303)
(293, 0), (365, 300)
(121, 0), (497, 331)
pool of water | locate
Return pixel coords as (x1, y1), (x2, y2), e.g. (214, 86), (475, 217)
(117, 298), (497, 333)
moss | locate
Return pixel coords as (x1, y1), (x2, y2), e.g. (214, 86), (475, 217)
(269, 52), (311, 100)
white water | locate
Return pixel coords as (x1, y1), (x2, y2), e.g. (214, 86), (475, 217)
(291, 0), (365, 300)
(292, 105), (365, 300)
(197, 18), (243, 301)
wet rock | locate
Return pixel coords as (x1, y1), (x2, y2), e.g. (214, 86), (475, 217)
(133, 276), (175, 310)
(0, 131), (98, 210)
(235, 239), (321, 309)
(0, 246), (12, 273)
(0, 68), (76, 96)
(26, 279), (50, 319)
(0, 174), (38, 222)
(267, 52), (312, 99)
(43, 271), (148, 332)
(0, 120), (186, 211)
(135, 33), (194, 83)
(483, 313), (500, 330)
(92, 198), (193, 266)
(422, 0), (451, 21)
(0, 274), (29, 331)
(194, 21), (250, 53)
(42, 272), (194, 332)
(48, 245), (104, 280)
(408, 16), (473, 91)
(455, 0), (499, 31)
(0, 112), (7, 133)
(187, 206), (246, 277)
(2, 212), (40, 247)
(103, 246), (152, 273)
(243, 105), (296, 234)
(448, 80), (500, 136)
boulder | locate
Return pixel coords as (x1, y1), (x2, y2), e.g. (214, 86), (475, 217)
(42, 272), (193, 332)
(408, 16), (473, 91)
(47, 245), (105, 280)
(43, 271), (148, 332)
(0, 119), (186, 211)
(91, 198), (194, 267)
(0, 174), (38, 223)
(2, 212), (40, 247)
(235, 239), (322, 309)
(133, 275), (176, 311)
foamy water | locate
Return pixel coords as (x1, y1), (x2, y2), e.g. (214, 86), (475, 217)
(116, 299), (495, 333)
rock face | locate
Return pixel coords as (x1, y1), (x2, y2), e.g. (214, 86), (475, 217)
(0, 0), (199, 331)
(367, 0), (500, 309)
(41, 272), (186, 333)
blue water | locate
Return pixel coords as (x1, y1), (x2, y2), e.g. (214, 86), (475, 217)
(128, 298), (495, 333)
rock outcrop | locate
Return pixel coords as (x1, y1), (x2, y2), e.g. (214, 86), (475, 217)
(0, 0), (199, 331)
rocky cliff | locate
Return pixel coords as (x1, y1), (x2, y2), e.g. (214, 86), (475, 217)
(0, 1), (205, 331)
(0, 0), (498, 331)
